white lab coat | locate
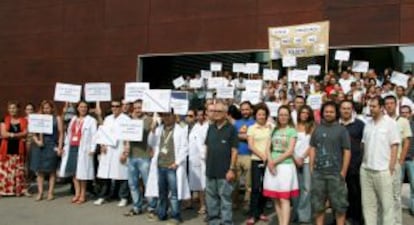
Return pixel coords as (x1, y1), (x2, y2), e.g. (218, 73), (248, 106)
(188, 122), (209, 191)
(59, 115), (97, 180)
(145, 124), (191, 200)
(97, 113), (130, 180)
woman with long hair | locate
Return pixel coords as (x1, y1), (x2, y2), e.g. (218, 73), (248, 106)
(30, 100), (64, 201)
(263, 105), (299, 225)
(246, 103), (272, 224)
(59, 100), (97, 204)
(292, 105), (315, 224)
(0, 101), (28, 196)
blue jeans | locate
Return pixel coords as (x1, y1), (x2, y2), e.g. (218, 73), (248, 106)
(292, 163), (311, 223)
(206, 178), (234, 225)
(402, 160), (414, 214)
(128, 157), (157, 212)
(157, 167), (181, 221)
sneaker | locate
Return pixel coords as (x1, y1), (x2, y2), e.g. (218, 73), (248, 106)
(166, 219), (180, 225)
(118, 198), (128, 207)
(93, 198), (105, 206)
(147, 212), (159, 222)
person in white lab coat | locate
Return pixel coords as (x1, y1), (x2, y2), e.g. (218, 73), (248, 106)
(145, 110), (191, 224)
(94, 99), (130, 207)
(188, 108), (209, 214)
(59, 100), (97, 204)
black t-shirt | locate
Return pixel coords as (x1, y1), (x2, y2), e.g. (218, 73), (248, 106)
(205, 122), (238, 179)
(342, 119), (365, 174)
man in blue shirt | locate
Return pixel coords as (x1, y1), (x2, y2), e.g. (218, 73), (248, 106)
(233, 101), (255, 210)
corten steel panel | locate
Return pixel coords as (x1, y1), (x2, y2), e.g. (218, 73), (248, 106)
(104, 0), (150, 28)
(63, 31), (106, 58)
(256, 11), (325, 49)
(184, 0), (256, 20)
(0, 32), (64, 60)
(257, 0), (324, 14)
(326, 4), (400, 46)
(401, 3), (414, 43)
(0, 0), (61, 11)
(104, 26), (148, 56)
(0, 5), (63, 37)
(150, 0), (187, 24)
(324, 0), (399, 8)
(63, 0), (105, 32)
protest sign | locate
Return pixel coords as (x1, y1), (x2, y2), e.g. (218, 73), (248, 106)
(54, 83), (82, 103)
(307, 94), (323, 110)
(28, 114), (53, 134)
(142, 89), (172, 113)
(282, 56), (297, 67)
(307, 64), (321, 76)
(216, 86), (235, 99)
(124, 82), (150, 102)
(84, 82), (111, 102)
(189, 79), (202, 89)
(288, 70), (308, 82)
(390, 71), (410, 88)
(232, 63), (245, 73)
(335, 50), (350, 61)
(210, 62), (222, 72)
(170, 91), (189, 115)
(265, 102), (281, 117)
(172, 76), (186, 89)
(352, 61), (369, 73)
(117, 119), (143, 142)
(263, 69), (280, 81)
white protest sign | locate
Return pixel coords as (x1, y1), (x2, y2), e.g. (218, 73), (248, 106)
(124, 82), (150, 102)
(335, 50), (350, 61)
(307, 64), (321, 76)
(201, 70), (212, 79)
(84, 82), (111, 102)
(245, 63), (260, 74)
(282, 56), (297, 67)
(265, 102), (281, 117)
(95, 125), (117, 146)
(117, 119), (143, 142)
(232, 63), (246, 73)
(245, 80), (263, 92)
(263, 69), (279, 81)
(390, 71), (409, 88)
(172, 76), (186, 89)
(142, 89), (172, 113)
(288, 70), (309, 82)
(208, 77), (226, 89)
(210, 62), (222, 72)
(189, 79), (202, 89)
(170, 91), (189, 115)
(307, 94), (323, 110)
(352, 60), (369, 73)
(241, 91), (261, 104)
(28, 114), (53, 134)
(54, 83), (82, 103)
(216, 86), (235, 99)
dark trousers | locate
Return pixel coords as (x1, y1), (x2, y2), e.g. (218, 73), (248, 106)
(346, 170), (363, 225)
(248, 160), (266, 219)
(97, 179), (129, 200)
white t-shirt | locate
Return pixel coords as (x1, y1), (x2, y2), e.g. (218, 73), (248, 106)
(294, 132), (311, 163)
(361, 115), (401, 171)
(339, 77), (355, 94)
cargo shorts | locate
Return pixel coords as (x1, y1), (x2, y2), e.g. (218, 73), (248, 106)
(311, 172), (348, 215)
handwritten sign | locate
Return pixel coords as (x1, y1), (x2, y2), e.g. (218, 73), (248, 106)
(307, 94), (323, 110)
(216, 86), (235, 99)
(307, 64), (321, 76)
(335, 50), (350, 61)
(352, 60), (369, 73)
(265, 102), (281, 117)
(54, 83), (82, 103)
(263, 69), (279, 81)
(201, 70), (212, 79)
(189, 79), (203, 89)
(210, 62), (222, 72)
(172, 76), (186, 89)
(232, 63), (245, 73)
(288, 70), (308, 82)
(241, 91), (261, 104)
(142, 89), (172, 113)
(390, 71), (409, 88)
(170, 91), (189, 115)
(117, 119), (143, 142)
(282, 56), (297, 67)
(84, 82), (111, 102)
(28, 114), (53, 134)
(245, 63), (260, 74)
(208, 77), (226, 89)
(245, 80), (263, 92)
(124, 82), (150, 102)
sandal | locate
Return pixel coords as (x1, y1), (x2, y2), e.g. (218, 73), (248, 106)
(35, 194), (43, 201)
(197, 206), (206, 215)
(71, 196), (80, 203)
(47, 194), (54, 201)
(76, 198), (86, 204)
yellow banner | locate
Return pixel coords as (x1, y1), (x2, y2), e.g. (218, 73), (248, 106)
(268, 21), (330, 58)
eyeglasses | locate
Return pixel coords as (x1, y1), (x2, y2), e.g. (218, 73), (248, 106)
(111, 105), (121, 108)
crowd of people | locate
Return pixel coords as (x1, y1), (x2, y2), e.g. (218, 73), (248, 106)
(0, 67), (414, 225)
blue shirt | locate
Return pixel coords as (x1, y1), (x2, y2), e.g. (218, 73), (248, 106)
(234, 118), (255, 155)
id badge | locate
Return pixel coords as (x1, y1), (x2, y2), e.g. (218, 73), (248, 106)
(161, 147), (168, 154)
(72, 136), (79, 142)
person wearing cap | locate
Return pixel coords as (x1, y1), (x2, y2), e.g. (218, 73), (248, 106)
(145, 109), (191, 225)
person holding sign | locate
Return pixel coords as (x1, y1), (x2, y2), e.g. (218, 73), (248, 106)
(30, 100), (64, 201)
(0, 101), (28, 197)
(59, 100), (97, 204)
(122, 100), (157, 216)
(94, 99), (130, 207)
(145, 109), (190, 225)
(263, 105), (299, 225)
